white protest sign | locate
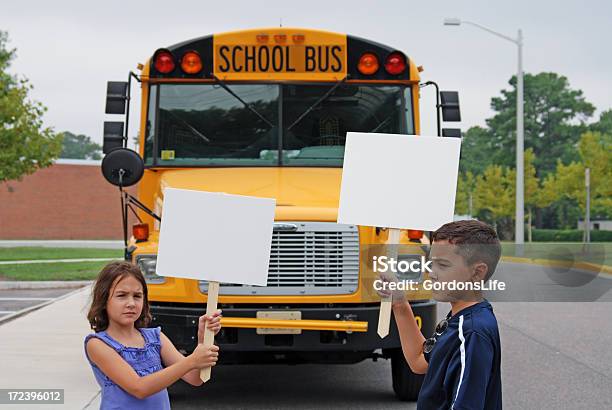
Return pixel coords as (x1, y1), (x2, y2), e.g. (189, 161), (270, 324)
(156, 188), (276, 381)
(337, 132), (461, 337)
(156, 188), (276, 286)
(338, 133), (461, 231)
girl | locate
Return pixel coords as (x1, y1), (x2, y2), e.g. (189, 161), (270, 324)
(85, 261), (222, 409)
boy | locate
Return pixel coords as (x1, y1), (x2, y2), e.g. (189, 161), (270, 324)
(379, 220), (502, 409)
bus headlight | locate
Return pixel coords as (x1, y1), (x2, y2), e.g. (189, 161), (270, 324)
(396, 254), (424, 281)
(136, 255), (166, 284)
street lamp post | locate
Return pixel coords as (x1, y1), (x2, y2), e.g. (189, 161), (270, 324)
(444, 18), (525, 246)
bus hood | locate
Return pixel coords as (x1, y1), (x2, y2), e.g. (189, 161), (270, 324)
(158, 168), (343, 221)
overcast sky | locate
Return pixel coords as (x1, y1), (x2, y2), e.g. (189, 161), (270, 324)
(2, 0), (611, 147)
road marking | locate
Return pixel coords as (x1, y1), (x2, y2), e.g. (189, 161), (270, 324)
(0, 297), (55, 301)
(0, 258), (116, 265)
(503, 260), (612, 280)
(0, 287), (87, 326)
(0, 311), (16, 314)
(502, 256), (612, 276)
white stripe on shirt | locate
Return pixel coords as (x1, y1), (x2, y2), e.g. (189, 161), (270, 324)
(452, 315), (466, 409)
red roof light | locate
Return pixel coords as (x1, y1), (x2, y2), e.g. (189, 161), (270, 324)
(385, 52), (406, 75)
(154, 50), (175, 74)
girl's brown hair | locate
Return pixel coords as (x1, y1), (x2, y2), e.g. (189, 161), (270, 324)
(87, 261), (152, 332)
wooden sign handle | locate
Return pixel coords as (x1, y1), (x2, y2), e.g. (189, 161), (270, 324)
(200, 281), (220, 382)
(378, 228), (400, 338)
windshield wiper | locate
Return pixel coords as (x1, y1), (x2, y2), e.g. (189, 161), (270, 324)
(369, 113), (394, 133)
(287, 77), (347, 131)
(212, 75), (274, 128)
(166, 110), (210, 143)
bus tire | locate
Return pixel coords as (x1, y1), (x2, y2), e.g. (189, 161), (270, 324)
(391, 348), (424, 401)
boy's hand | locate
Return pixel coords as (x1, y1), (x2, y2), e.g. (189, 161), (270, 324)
(197, 310), (222, 343)
(188, 344), (219, 370)
(377, 271), (407, 307)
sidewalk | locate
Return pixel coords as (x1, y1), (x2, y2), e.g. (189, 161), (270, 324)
(0, 286), (100, 409)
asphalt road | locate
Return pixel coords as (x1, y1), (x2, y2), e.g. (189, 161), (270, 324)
(167, 261), (612, 409)
(2, 261), (610, 409)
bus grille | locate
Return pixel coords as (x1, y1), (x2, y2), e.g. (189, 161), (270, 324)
(199, 222), (359, 295)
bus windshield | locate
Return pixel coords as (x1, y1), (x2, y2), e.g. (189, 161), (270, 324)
(144, 83), (414, 167)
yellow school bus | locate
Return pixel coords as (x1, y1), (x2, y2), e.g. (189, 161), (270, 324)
(101, 27), (462, 401)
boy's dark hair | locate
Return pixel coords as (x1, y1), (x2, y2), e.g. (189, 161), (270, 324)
(432, 220), (501, 280)
(87, 261), (152, 332)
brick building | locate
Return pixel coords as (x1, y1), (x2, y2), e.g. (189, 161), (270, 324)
(0, 159), (137, 240)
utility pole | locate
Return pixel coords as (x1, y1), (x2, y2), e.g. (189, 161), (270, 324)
(585, 168), (590, 243)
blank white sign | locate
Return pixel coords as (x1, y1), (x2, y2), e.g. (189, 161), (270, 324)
(337, 133), (461, 231)
(156, 188), (276, 286)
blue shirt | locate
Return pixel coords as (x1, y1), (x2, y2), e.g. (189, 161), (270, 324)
(418, 300), (502, 410)
(84, 327), (171, 410)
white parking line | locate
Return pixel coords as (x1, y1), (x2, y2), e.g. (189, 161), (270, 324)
(0, 311), (16, 314)
(0, 297), (55, 301)
(0, 287), (87, 325)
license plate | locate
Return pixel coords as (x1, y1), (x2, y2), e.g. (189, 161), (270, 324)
(256, 311), (302, 335)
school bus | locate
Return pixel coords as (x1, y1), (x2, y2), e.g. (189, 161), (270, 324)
(101, 27), (461, 401)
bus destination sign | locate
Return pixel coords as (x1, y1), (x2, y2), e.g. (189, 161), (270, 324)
(213, 29), (347, 80)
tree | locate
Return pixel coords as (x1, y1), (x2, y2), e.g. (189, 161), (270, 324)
(60, 131), (102, 160)
(486, 72), (595, 176)
(0, 31), (62, 183)
(458, 126), (494, 176)
(589, 109), (612, 135)
(553, 132), (612, 218)
(454, 171), (476, 216)
(456, 72), (597, 229)
(473, 165), (515, 239)
(537, 172), (560, 213)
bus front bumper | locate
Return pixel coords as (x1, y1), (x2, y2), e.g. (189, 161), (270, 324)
(150, 299), (436, 364)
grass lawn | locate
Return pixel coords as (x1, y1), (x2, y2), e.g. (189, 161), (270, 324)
(0, 247), (123, 261)
(0, 247), (123, 281)
(0, 260), (119, 281)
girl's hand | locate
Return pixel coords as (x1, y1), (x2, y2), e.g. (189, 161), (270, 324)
(188, 344), (219, 370)
(197, 310), (222, 343)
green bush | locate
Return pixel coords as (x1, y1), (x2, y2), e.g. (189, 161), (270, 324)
(529, 229), (612, 242)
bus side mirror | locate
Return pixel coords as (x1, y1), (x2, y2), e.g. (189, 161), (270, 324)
(442, 128), (462, 138)
(101, 148), (144, 187)
(440, 91), (461, 122)
(103, 121), (125, 154)
(105, 81), (128, 114)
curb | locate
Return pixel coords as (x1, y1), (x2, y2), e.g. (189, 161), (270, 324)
(82, 391), (101, 409)
(0, 280), (93, 290)
(0, 286), (90, 326)
(502, 256), (612, 276)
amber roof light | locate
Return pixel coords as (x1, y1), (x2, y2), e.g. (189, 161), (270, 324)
(357, 52), (379, 75)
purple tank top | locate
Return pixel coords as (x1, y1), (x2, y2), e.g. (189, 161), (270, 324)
(84, 327), (171, 410)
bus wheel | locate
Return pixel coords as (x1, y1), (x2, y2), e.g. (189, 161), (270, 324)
(391, 348), (424, 401)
